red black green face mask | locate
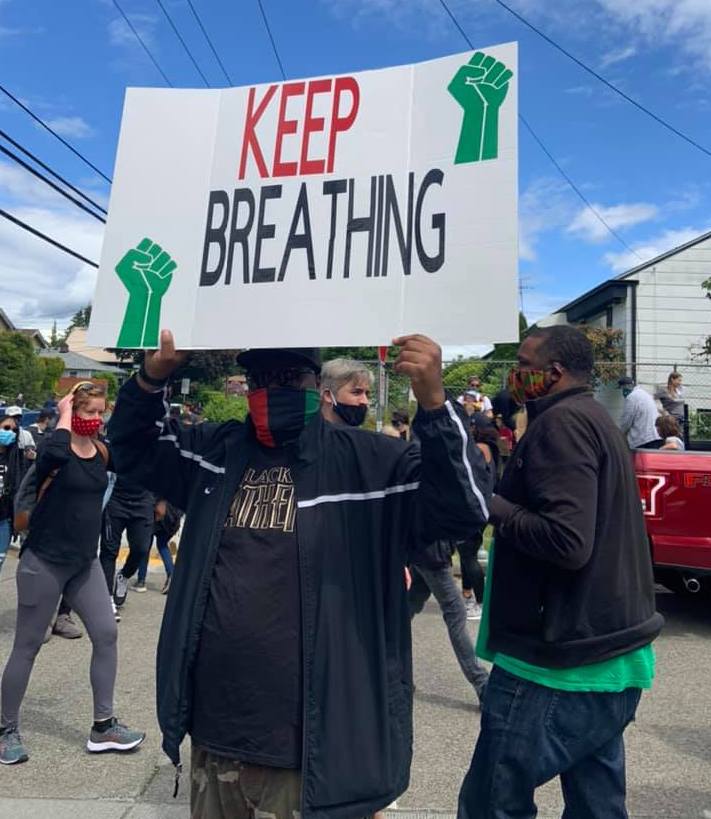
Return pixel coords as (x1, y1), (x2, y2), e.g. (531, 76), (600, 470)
(507, 367), (549, 406)
(247, 387), (321, 447)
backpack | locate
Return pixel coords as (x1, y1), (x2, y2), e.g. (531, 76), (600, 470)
(13, 440), (109, 533)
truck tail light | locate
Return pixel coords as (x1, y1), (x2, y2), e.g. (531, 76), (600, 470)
(637, 474), (666, 517)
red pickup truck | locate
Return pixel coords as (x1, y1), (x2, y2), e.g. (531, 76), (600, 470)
(635, 448), (711, 597)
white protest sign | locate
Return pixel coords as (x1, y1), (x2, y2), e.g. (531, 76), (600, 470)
(88, 43), (518, 350)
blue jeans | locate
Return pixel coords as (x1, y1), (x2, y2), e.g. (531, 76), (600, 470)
(0, 518), (11, 576)
(409, 563), (489, 698)
(137, 531), (174, 584)
(458, 666), (642, 819)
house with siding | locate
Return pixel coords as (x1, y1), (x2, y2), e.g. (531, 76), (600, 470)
(539, 230), (711, 422)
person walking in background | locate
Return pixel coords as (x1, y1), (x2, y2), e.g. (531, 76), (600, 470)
(656, 415), (685, 451)
(27, 409), (56, 446)
(619, 376), (660, 449)
(409, 537), (489, 707)
(0, 414), (30, 576)
(459, 326), (663, 819)
(133, 500), (181, 595)
(100, 471), (155, 615)
(0, 383), (144, 765)
(656, 372), (685, 428)
(390, 408), (412, 441)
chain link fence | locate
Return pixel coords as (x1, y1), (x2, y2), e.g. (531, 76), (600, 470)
(362, 358), (711, 440)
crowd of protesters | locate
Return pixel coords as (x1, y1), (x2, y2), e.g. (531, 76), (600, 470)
(0, 325), (666, 819)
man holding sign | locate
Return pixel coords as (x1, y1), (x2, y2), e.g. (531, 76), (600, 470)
(107, 330), (491, 819)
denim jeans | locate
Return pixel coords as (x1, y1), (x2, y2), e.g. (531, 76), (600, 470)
(458, 665), (642, 819)
(409, 563), (489, 698)
(0, 518), (11, 576)
(137, 531), (175, 585)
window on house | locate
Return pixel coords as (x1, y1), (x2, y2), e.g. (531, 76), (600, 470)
(606, 306), (614, 328)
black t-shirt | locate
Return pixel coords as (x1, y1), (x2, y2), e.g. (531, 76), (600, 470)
(25, 430), (108, 568)
(191, 445), (302, 768)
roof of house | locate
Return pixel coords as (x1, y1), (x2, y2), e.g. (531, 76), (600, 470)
(540, 229), (711, 325)
(65, 327), (124, 365)
(615, 228), (711, 281)
(39, 349), (125, 374)
(0, 308), (16, 332)
(17, 328), (49, 349)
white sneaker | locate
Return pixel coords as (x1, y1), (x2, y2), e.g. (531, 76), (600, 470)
(113, 572), (129, 608)
(465, 596), (482, 620)
(111, 601), (121, 623)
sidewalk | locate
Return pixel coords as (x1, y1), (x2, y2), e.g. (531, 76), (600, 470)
(2, 547), (711, 817)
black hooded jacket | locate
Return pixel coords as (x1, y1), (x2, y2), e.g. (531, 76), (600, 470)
(107, 378), (491, 819)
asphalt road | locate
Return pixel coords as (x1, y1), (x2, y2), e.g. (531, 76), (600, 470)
(0, 546), (710, 819)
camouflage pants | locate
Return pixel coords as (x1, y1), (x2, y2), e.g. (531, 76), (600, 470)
(191, 745), (302, 819)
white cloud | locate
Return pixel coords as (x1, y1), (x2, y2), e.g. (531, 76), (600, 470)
(519, 177), (576, 261)
(564, 85), (595, 96)
(108, 12), (159, 48)
(567, 202), (659, 243)
(44, 116), (95, 139)
(599, 44), (637, 68)
(603, 225), (710, 273)
(0, 160), (105, 333)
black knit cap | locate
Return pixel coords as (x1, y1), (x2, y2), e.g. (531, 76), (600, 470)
(237, 347), (322, 374)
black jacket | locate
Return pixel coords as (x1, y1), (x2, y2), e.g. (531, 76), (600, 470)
(107, 378), (491, 819)
(488, 386), (663, 668)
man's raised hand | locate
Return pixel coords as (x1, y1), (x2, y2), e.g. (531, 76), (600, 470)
(141, 330), (189, 385)
(392, 334), (446, 411)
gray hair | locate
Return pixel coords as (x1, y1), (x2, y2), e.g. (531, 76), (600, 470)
(320, 358), (374, 396)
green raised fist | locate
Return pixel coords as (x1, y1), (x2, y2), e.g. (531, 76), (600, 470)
(448, 51), (513, 164)
(115, 238), (176, 348)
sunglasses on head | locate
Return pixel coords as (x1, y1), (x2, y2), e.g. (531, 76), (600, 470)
(71, 381), (96, 394)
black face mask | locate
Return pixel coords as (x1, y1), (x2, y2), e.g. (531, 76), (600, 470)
(331, 395), (368, 427)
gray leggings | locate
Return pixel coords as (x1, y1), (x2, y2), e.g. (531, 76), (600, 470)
(1, 549), (117, 729)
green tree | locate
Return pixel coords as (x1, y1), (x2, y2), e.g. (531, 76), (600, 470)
(38, 356), (65, 398)
(578, 326), (625, 385)
(201, 391), (248, 423)
(93, 371), (118, 401)
(49, 321), (60, 349)
(0, 333), (43, 405)
(700, 278), (711, 359)
(321, 346), (396, 363)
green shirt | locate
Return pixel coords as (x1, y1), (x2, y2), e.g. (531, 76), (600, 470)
(477, 544), (655, 692)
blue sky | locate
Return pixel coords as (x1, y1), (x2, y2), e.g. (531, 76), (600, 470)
(1, 0), (710, 355)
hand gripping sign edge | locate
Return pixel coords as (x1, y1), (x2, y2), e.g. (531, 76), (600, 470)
(115, 238), (177, 348)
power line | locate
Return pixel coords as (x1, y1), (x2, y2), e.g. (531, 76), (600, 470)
(111, 0), (174, 87)
(185, 0), (234, 85)
(256, 0), (286, 81)
(0, 129), (108, 214)
(155, 0), (210, 86)
(0, 143), (106, 224)
(518, 117), (641, 260)
(437, 0), (642, 260)
(491, 0), (711, 160)
(0, 83), (112, 184)
(0, 208), (99, 268)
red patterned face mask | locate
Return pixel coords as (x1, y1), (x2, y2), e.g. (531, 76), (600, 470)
(71, 415), (102, 438)
(507, 368), (549, 406)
